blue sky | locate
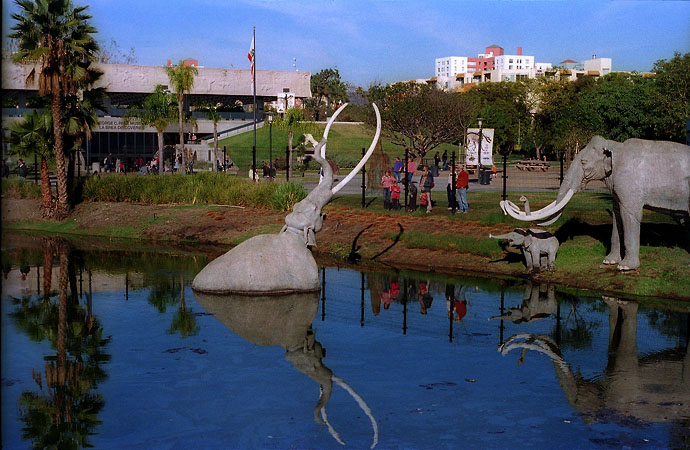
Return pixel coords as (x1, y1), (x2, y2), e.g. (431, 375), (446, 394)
(3, 0), (689, 86)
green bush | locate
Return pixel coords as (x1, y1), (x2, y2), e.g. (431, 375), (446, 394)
(81, 173), (298, 209)
(272, 181), (307, 211)
(1, 178), (41, 199)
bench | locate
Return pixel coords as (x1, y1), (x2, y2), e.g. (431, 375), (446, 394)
(515, 160), (549, 172)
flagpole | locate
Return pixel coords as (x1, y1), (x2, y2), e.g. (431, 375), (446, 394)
(252, 26), (257, 181)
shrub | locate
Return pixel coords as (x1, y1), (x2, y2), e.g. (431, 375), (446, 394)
(1, 178), (41, 199)
(272, 181), (307, 211)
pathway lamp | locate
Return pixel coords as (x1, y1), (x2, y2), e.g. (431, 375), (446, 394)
(268, 112), (274, 178)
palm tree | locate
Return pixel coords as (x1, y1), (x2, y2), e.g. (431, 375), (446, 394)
(10, 0), (100, 219)
(275, 107), (317, 179)
(124, 84), (177, 174)
(206, 105), (221, 171)
(7, 109), (56, 216)
(166, 61), (198, 174)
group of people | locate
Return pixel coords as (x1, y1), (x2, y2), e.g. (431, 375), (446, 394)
(381, 156), (469, 214)
(378, 278), (468, 321)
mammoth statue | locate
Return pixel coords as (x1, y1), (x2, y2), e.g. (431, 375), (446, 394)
(193, 291), (379, 448)
(500, 136), (690, 271)
(490, 228), (559, 272)
(499, 298), (690, 428)
(489, 282), (557, 323)
(192, 103), (381, 294)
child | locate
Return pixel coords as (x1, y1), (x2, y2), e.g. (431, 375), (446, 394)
(419, 191), (428, 210)
(390, 181), (401, 210)
(381, 170), (395, 210)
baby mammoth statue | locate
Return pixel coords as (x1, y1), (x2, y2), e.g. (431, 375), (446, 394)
(490, 228), (559, 272)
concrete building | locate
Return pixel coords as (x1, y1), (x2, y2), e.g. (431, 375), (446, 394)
(2, 60), (311, 167)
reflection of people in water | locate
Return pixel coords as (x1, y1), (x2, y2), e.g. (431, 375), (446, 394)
(390, 280), (400, 303)
(3, 263), (11, 279)
(20, 264), (30, 280)
(446, 284), (467, 321)
(380, 278), (393, 310)
(418, 280), (433, 314)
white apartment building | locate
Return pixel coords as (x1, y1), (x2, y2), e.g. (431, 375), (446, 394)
(583, 56), (612, 76)
(435, 56), (468, 78)
(493, 54), (535, 81)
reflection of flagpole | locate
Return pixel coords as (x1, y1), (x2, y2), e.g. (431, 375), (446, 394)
(252, 26), (257, 181)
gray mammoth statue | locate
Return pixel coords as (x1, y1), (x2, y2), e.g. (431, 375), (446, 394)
(489, 281), (557, 323)
(500, 136), (690, 271)
(499, 298), (689, 427)
(193, 291), (379, 448)
(192, 103), (381, 294)
(490, 228), (559, 272)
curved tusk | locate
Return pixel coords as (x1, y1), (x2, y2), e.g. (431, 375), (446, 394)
(321, 103), (350, 159)
(503, 190), (574, 221)
(537, 211), (563, 226)
(331, 103), (381, 195)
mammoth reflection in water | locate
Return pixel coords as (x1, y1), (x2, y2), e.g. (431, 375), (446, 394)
(490, 281), (557, 324)
(193, 291), (378, 448)
(500, 297), (690, 426)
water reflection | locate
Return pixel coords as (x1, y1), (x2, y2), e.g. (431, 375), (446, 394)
(8, 239), (110, 449)
(500, 296), (689, 432)
(490, 281), (556, 324)
(193, 291), (379, 448)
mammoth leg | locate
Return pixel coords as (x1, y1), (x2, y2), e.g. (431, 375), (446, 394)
(618, 204), (643, 271)
(521, 248), (532, 271)
(603, 198), (623, 265)
(530, 250), (541, 273)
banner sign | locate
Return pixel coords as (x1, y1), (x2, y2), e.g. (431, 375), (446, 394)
(465, 128), (494, 166)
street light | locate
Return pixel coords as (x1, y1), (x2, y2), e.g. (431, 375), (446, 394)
(477, 117), (484, 183)
(268, 112), (274, 178)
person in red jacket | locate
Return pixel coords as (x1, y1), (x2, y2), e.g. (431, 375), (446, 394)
(456, 165), (469, 213)
(390, 181), (401, 210)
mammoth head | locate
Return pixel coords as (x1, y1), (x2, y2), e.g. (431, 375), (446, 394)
(577, 135), (615, 186)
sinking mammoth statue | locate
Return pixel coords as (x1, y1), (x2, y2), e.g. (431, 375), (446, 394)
(500, 297), (689, 427)
(192, 103), (381, 294)
(193, 291), (379, 448)
(500, 136), (690, 270)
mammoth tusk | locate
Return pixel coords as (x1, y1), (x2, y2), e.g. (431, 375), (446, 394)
(331, 103), (381, 195)
(321, 103), (349, 159)
(537, 211), (563, 226)
(502, 189), (574, 221)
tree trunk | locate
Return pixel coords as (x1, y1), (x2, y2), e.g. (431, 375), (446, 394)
(288, 130), (293, 179)
(52, 92), (71, 219)
(213, 122), (218, 172)
(178, 97), (186, 174)
(157, 130), (165, 174)
(40, 158), (56, 218)
(57, 244), (68, 386)
(42, 238), (53, 298)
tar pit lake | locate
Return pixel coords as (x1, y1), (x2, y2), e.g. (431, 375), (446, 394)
(2, 235), (689, 449)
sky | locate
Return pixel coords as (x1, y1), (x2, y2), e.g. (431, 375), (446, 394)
(2, 0), (689, 86)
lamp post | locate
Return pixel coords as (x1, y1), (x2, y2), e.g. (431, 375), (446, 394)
(477, 117), (483, 183)
(268, 112), (274, 178)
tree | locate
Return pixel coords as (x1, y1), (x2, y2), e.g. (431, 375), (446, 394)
(310, 68), (348, 120)
(274, 107), (317, 179)
(10, 0), (100, 219)
(166, 61), (198, 174)
(124, 84), (177, 173)
(649, 52), (690, 142)
(206, 105), (221, 171)
(7, 109), (56, 216)
(96, 38), (136, 64)
(367, 82), (476, 161)
(465, 81), (531, 155)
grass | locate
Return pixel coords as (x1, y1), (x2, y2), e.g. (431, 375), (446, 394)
(218, 122), (459, 170)
(1, 178), (41, 199)
(399, 231), (504, 258)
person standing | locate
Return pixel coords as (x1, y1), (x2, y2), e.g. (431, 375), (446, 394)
(442, 149), (448, 170)
(381, 170), (395, 210)
(16, 159), (28, 178)
(406, 158), (416, 182)
(433, 152), (441, 175)
(393, 157), (403, 183)
(419, 165), (434, 214)
(1, 160), (9, 178)
(456, 165), (469, 213)
(390, 180), (401, 210)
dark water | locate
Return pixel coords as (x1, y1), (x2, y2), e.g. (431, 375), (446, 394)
(2, 235), (689, 449)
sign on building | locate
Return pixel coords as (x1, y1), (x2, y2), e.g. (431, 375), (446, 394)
(465, 128), (494, 166)
(276, 93), (296, 113)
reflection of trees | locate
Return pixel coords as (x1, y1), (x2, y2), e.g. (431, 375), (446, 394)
(10, 241), (110, 449)
(168, 274), (199, 337)
(552, 292), (597, 351)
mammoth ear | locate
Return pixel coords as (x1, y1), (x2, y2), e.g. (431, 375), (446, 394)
(602, 148), (613, 173)
(523, 235), (533, 249)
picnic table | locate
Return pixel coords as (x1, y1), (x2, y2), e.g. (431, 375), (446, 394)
(515, 160), (550, 171)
